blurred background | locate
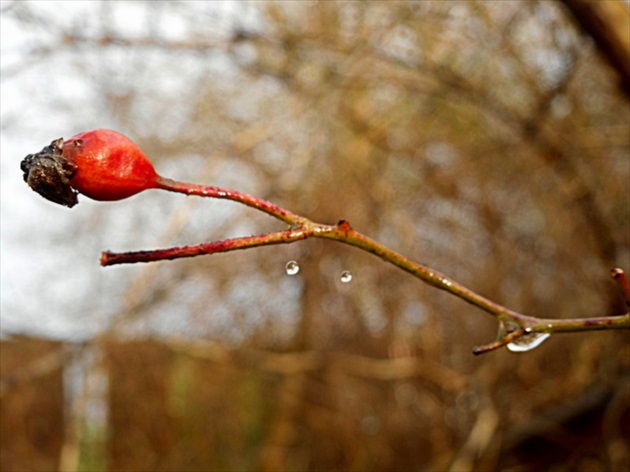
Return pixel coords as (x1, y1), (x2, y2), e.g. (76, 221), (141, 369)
(1, 1), (629, 471)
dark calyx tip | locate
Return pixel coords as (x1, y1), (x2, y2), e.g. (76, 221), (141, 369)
(20, 137), (79, 208)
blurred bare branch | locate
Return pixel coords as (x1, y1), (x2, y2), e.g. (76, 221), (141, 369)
(560, 0), (630, 97)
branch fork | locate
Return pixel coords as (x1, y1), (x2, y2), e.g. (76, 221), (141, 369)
(20, 133), (629, 354)
(100, 178), (630, 354)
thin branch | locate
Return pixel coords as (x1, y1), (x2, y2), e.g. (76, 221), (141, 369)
(99, 181), (630, 354)
(472, 329), (526, 356)
(156, 177), (308, 226)
(101, 228), (310, 266)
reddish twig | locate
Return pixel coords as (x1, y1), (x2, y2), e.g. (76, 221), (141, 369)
(611, 268), (630, 307)
(155, 177), (308, 226)
(99, 180), (630, 354)
(102, 228), (310, 265)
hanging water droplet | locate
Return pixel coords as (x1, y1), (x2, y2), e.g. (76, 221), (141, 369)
(507, 332), (551, 352)
(285, 260), (300, 275)
(340, 270), (353, 283)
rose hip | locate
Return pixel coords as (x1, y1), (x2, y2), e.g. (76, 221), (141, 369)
(21, 130), (295, 225)
(21, 129), (161, 205)
(62, 129), (160, 201)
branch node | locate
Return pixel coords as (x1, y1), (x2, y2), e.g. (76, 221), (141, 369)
(337, 219), (352, 231)
(611, 268), (630, 307)
(473, 328), (526, 356)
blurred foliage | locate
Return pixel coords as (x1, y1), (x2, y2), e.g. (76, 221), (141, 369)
(1, 1), (629, 471)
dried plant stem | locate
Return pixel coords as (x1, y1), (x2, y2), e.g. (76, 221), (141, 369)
(101, 179), (630, 354)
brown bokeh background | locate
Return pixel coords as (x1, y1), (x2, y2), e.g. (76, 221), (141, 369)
(1, 1), (629, 471)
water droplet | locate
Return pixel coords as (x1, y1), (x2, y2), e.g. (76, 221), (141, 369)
(285, 260), (300, 275)
(340, 270), (353, 283)
(507, 332), (551, 352)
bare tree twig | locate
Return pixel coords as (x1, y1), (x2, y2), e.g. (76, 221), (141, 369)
(99, 180), (630, 354)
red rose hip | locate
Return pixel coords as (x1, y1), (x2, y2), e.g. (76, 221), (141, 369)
(62, 129), (160, 201)
(21, 129), (162, 206)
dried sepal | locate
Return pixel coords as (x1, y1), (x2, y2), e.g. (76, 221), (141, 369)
(21, 138), (79, 207)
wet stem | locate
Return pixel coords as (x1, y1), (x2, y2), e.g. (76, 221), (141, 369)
(100, 178), (630, 355)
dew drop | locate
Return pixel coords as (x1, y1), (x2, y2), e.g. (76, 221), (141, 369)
(340, 270), (353, 283)
(285, 260), (300, 275)
(507, 332), (551, 352)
